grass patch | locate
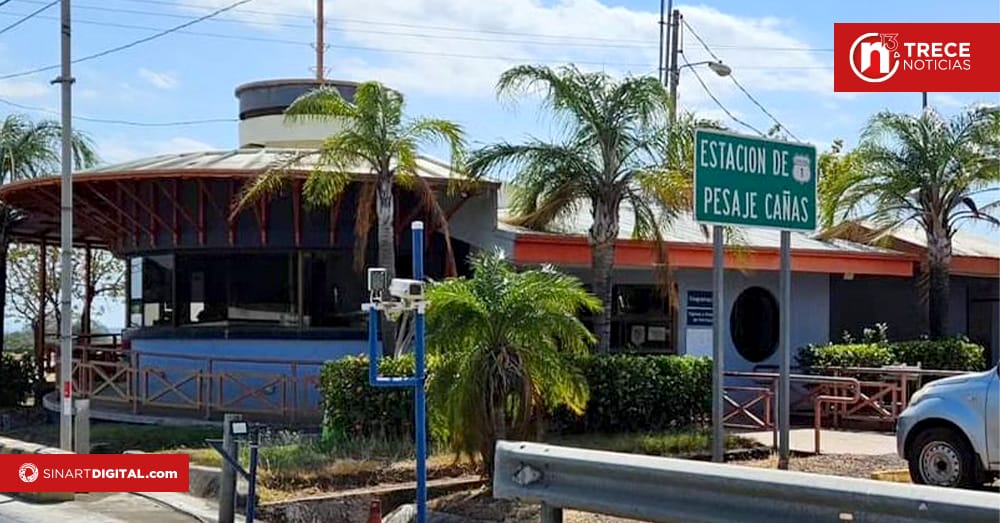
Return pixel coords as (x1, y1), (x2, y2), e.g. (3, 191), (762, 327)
(2, 422), (218, 454)
(549, 430), (760, 457)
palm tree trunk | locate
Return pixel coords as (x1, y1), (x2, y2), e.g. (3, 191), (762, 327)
(589, 196), (620, 354)
(375, 174), (398, 355)
(926, 226), (952, 339)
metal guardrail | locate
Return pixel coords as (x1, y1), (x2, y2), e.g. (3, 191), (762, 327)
(494, 441), (1000, 523)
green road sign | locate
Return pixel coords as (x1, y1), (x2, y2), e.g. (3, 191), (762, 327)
(694, 129), (817, 231)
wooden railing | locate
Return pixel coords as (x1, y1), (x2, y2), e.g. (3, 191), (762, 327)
(69, 344), (325, 423)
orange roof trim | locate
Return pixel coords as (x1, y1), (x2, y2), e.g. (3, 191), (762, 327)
(513, 234), (917, 277)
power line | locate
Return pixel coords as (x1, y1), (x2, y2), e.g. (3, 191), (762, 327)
(0, 0), (254, 81)
(0, 96), (236, 126)
(10, 0), (839, 52)
(683, 19), (801, 141)
(0, 10), (835, 72)
(0, 11), (311, 46)
(0, 0), (54, 35)
(680, 53), (765, 137)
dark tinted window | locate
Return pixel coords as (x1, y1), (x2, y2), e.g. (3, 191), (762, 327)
(729, 286), (779, 363)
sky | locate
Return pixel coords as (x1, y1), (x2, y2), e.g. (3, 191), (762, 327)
(1, 0), (999, 330)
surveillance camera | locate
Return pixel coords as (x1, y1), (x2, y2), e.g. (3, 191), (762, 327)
(389, 278), (424, 301)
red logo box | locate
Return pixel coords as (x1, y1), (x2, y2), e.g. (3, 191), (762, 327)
(834, 23), (1000, 92)
(0, 453), (189, 492)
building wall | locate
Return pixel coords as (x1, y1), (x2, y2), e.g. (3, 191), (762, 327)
(562, 266), (830, 372)
(829, 274), (999, 364)
(674, 268), (830, 372)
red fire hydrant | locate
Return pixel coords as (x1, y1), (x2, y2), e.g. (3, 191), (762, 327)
(368, 499), (382, 523)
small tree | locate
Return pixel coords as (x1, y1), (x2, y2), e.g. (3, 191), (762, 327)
(426, 249), (600, 476)
(820, 108), (1000, 338)
(0, 114), (96, 358)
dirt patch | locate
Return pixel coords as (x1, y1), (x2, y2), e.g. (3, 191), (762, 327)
(261, 455), (479, 500)
(730, 453), (908, 479)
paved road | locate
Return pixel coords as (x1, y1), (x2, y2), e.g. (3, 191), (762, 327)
(741, 428), (897, 455)
(0, 493), (206, 523)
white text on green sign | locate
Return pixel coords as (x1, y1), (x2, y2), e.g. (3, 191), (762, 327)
(694, 129), (817, 231)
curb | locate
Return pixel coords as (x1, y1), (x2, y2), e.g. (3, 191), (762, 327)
(871, 469), (911, 483)
(0, 435), (76, 502)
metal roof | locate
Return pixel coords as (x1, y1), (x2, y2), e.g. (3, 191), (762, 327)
(497, 200), (901, 255)
(80, 148), (476, 181)
(873, 222), (1000, 259)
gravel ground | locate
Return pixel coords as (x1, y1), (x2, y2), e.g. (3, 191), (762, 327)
(430, 454), (912, 523)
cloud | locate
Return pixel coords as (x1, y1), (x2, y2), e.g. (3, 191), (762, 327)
(0, 80), (49, 99)
(96, 136), (216, 165)
(185, 0), (834, 101)
(138, 68), (178, 90)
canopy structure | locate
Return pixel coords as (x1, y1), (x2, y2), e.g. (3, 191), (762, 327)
(0, 148), (484, 254)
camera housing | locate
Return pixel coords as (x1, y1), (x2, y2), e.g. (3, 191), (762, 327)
(389, 278), (425, 301)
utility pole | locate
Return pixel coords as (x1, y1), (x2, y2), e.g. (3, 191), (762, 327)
(54, 0), (74, 452)
(658, 0), (673, 86)
(667, 8), (681, 123)
(922, 92), (928, 110)
(315, 0), (325, 81)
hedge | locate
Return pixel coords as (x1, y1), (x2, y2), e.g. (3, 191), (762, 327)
(0, 353), (35, 408)
(797, 337), (986, 372)
(318, 354), (417, 444)
(319, 354), (712, 442)
(551, 355), (711, 433)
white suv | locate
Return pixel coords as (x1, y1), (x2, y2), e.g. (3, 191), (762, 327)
(897, 365), (999, 488)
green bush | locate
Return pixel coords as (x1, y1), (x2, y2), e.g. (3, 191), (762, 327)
(319, 353), (712, 442)
(552, 355), (711, 433)
(319, 354), (417, 445)
(0, 353), (35, 408)
(796, 343), (894, 370)
(889, 338), (985, 371)
(798, 337), (986, 372)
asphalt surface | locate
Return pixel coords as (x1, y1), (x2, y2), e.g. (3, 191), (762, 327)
(0, 493), (203, 523)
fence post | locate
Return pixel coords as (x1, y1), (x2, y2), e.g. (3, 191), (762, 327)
(541, 503), (563, 523)
(219, 413), (242, 523)
(73, 399), (90, 454)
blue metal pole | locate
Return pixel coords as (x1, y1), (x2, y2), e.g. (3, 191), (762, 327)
(368, 306), (379, 386)
(412, 221), (427, 523)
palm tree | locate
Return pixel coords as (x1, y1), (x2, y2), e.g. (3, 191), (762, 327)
(240, 82), (466, 277)
(0, 114), (96, 357)
(820, 107), (1000, 338)
(235, 81), (466, 352)
(468, 65), (681, 353)
(426, 249), (600, 476)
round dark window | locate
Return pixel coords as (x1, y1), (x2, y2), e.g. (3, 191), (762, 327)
(729, 286), (779, 363)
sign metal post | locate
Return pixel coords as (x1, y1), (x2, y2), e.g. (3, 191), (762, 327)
(694, 129), (817, 467)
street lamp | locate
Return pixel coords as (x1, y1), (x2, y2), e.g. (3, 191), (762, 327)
(669, 59), (732, 122)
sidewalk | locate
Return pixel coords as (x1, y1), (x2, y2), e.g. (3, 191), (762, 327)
(0, 491), (251, 523)
(741, 428), (897, 455)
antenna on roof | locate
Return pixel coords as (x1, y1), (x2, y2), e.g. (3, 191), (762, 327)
(315, 0), (326, 82)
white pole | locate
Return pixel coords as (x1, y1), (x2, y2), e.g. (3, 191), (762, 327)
(56, 0), (74, 451)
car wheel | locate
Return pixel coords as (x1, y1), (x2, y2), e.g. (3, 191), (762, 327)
(908, 427), (977, 488)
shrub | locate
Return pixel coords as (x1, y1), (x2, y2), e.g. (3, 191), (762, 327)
(797, 337), (986, 372)
(0, 353), (35, 408)
(889, 338), (985, 371)
(796, 343), (894, 370)
(319, 353), (712, 443)
(319, 355), (417, 445)
(552, 355), (712, 434)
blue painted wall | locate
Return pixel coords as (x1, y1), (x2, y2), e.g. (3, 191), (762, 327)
(130, 337), (372, 416)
